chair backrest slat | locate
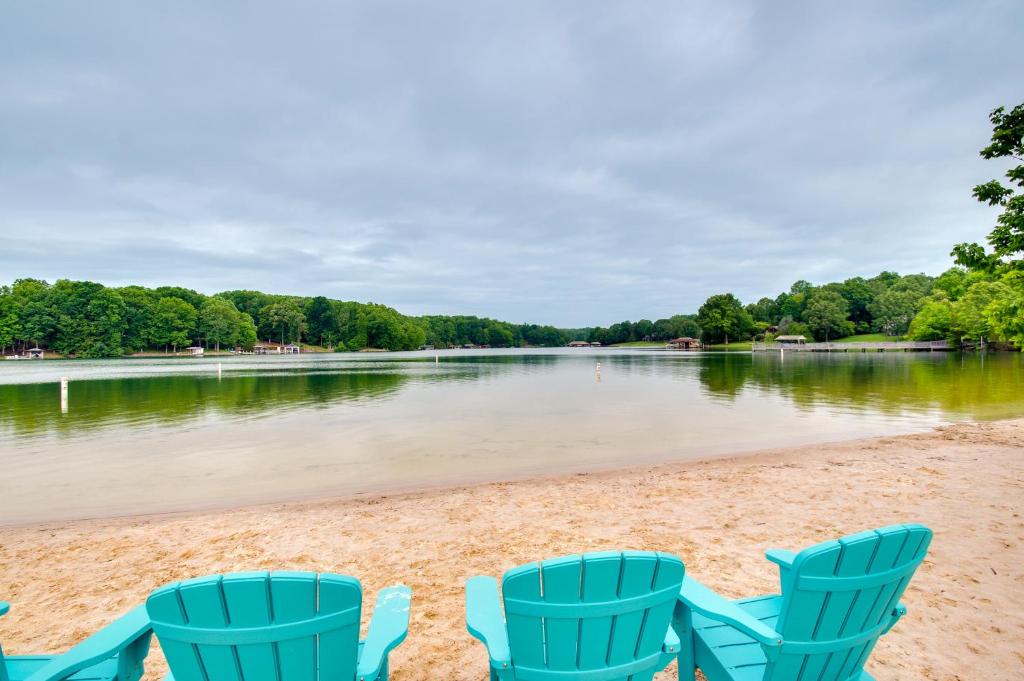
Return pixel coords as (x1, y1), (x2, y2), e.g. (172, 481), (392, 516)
(269, 573), (317, 681)
(502, 551), (683, 680)
(147, 572), (362, 681)
(766, 524), (931, 681)
(221, 572), (277, 681)
(179, 576), (243, 681)
(577, 553), (622, 672)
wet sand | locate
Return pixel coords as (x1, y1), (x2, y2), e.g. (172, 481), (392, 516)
(1, 419), (1022, 680)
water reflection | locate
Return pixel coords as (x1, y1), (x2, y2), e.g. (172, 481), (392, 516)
(2, 351), (1022, 440)
(695, 352), (1024, 419)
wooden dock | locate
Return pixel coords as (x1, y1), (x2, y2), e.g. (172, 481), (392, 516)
(752, 340), (952, 352)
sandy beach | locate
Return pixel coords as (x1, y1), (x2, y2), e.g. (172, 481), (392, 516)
(1, 419), (1022, 680)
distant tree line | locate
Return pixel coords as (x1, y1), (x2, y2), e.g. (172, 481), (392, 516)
(684, 246), (1021, 349)
(0, 282), (579, 357)
(585, 315), (700, 345)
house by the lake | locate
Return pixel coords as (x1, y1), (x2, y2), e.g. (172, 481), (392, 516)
(776, 335), (807, 344)
(568, 340), (591, 348)
(666, 337), (702, 350)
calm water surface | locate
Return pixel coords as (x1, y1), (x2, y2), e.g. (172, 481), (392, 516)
(1, 349), (1022, 524)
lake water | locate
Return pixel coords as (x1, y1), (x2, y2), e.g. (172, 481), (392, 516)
(1, 349), (1022, 525)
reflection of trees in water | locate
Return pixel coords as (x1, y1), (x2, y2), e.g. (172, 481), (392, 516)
(3, 352), (1022, 439)
(696, 354), (751, 401)
(0, 371), (410, 437)
(695, 352), (1024, 417)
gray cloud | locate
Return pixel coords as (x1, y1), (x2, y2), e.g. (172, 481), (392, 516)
(1, 1), (1020, 325)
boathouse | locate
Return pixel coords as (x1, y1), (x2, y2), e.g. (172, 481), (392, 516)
(775, 335), (807, 344)
(568, 340), (591, 347)
(27, 347), (45, 359)
(282, 344), (301, 354)
(666, 337), (701, 350)
(186, 346), (205, 356)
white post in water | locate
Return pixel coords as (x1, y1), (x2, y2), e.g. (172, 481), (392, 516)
(217, 362), (222, 379)
(435, 354), (439, 364)
(60, 376), (69, 413)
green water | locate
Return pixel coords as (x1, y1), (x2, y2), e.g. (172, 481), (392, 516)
(1, 349), (1021, 524)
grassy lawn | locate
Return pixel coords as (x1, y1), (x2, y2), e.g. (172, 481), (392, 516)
(834, 333), (902, 343)
(704, 341), (753, 351)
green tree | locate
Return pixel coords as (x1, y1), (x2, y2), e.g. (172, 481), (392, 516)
(696, 293), (754, 344)
(45, 281), (127, 357)
(984, 271), (1024, 350)
(0, 286), (19, 354)
(745, 297), (779, 324)
(804, 290), (854, 341)
(775, 280), (814, 322)
(153, 286), (206, 311)
(931, 268), (970, 301)
(154, 297), (198, 352)
(236, 314), (258, 350)
(305, 296), (340, 347)
(908, 297), (954, 341)
(199, 297), (244, 351)
(634, 319), (655, 341)
(117, 286), (158, 352)
(866, 271), (901, 296)
(839, 277), (876, 330)
(951, 280), (1006, 344)
(953, 102), (1024, 271)
(869, 288), (921, 337)
(10, 278), (54, 349)
(652, 315), (700, 340)
(262, 300), (306, 344)
(219, 290), (273, 330)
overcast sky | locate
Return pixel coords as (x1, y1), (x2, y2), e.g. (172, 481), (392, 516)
(1, 2), (1020, 326)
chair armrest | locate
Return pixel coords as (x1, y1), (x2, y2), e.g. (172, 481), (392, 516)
(678, 578), (782, 648)
(23, 604), (152, 681)
(357, 585), (412, 681)
(764, 549), (796, 569)
(465, 576), (512, 669)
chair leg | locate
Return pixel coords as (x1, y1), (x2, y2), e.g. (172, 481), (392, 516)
(673, 604), (696, 681)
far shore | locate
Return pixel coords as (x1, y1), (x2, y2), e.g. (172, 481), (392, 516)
(1, 420), (1021, 679)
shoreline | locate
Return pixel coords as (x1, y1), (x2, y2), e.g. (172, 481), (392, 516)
(0, 420), (955, 528)
(1, 420), (1022, 680)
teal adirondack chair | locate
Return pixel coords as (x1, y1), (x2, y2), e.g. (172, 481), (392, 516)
(466, 551), (684, 681)
(0, 601), (151, 681)
(674, 524), (932, 681)
(146, 572), (411, 681)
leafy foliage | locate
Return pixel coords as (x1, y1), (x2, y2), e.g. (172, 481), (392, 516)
(804, 290), (854, 341)
(696, 294), (754, 344)
(953, 102), (1024, 271)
